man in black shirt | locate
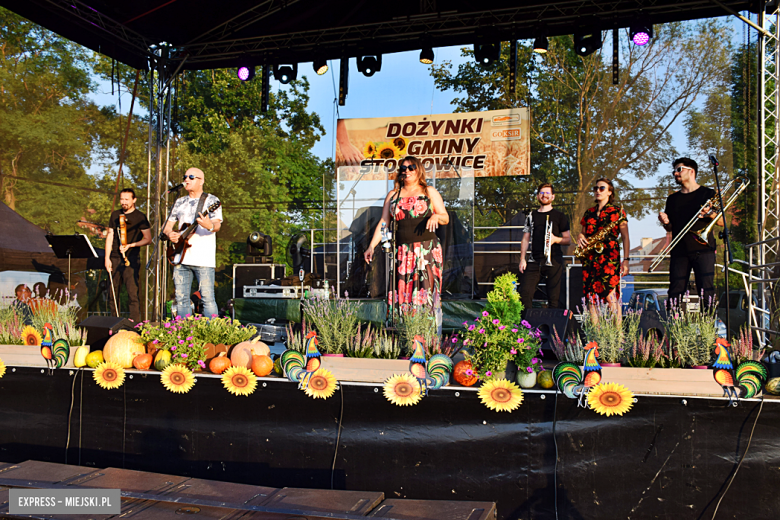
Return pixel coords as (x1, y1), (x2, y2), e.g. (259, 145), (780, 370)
(519, 183), (571, 312)
(658, 157), (723, 308)
(105, 189), (152, 322)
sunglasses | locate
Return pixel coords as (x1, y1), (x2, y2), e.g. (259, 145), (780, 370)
(593, 186), (608, 193)
(398, 164), (417, 173)
(183, 175), (202, 181)
(673, 166), (689, 173)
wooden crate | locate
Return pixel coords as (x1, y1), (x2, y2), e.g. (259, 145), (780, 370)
(601, 366), (723, 397)
(0, 344), (78, 369)
(319, 357), (411, 383)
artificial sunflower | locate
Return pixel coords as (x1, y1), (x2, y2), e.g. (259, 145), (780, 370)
(0, 358), (6, 378)
(383, 373), (422, 406)
(363, 141), (378, 158)
(93, 362), (125, 390)
(222, 366), (257, 396)
(478, 378), (524, 412)
(303, 369), (338, 399)
(21, 326), (42, 346)
(587, 382), (635, 416)
(376, 142), (401, 160)
(161, 364), (196, 394)
(392, 136), (407, 153)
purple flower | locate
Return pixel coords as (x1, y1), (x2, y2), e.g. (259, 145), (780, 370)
(465, 369), (473, 376)
(526, 366), (533, 373)
(451, 337), (458, 343)
(486, 371), (492, 376)
(211, 314), (218, 318)
(517, 337), (524, 344)
(164, 323), (171, 328)
(198, 360), (206, 368)
(539, 349), (544, 357)
(482, 311), (489, 317)
(483, 342), (487, 347)
(189, 344), (194, 348)
(178, 339), (185, 344)
(468, 325), (475, 331)
(510, 348), (517, 355)
(463, 339), (470, 345)
(540, 366), (545, 372)
(492, 319), (500, 325)
(511, 328), (518, 333)
(463, 321), (468, 326)
(478, 328), (485, 334)
(152, 339), (159, 344)
(531, 357), (539, 364)
(171, 346), (177, 351)
(181, 353), (188, 358)
(522, 320), (531, 329)
(499, 325), (506, 331)
(186, 336), (193, 341)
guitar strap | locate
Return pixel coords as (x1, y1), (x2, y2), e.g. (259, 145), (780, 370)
(194, 192), (209, 225)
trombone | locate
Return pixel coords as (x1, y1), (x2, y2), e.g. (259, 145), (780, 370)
(648, 175), (750, 272)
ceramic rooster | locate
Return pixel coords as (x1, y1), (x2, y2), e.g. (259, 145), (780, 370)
(553, 341), (602, 407)
(280, 331), (322, 390)
(426, 353), (454, 391)
(39, 323), (70, 375)
(409, 335), (434, 395)
(711, 338), (767, 406)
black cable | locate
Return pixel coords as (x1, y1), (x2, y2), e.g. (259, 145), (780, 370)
(65, 368), (79, 464)
(553, 389), (559, 520)
(330, 384), (345, 490)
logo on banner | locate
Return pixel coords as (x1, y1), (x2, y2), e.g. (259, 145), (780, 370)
(490, 128), (523, 142)
(491, 114), (522, 126)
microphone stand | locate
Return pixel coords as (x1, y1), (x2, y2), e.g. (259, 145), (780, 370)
(388, 173), (405, 328)
(710, 155), (732, 337)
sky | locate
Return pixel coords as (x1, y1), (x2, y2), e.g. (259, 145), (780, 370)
(89, 16), (751, 249)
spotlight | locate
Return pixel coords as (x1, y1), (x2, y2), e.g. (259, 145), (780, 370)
(357, 55), (382, 77)
(630, 24), (653, 46)
(573, 29), (602, 57)
(473, 42), (500, 66)
(313, 59), (328, 75)
(273, 63), (298, 84)
(237, 65), (255, 81)
(419, 46), (434, 64)
(533, 36), (548, 54)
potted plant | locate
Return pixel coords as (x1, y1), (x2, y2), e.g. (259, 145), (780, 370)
(579, 301), (641, 365)
(663, 299), (718, 368)
(302, 296), (360, 355)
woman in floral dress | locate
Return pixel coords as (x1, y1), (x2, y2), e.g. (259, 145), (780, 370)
(575, 178), (630, 313)
(364, 156), (449, 329)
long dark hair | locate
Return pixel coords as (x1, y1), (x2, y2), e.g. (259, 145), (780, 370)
(394, 156), (429, 196)
(594, 177), (616, 204)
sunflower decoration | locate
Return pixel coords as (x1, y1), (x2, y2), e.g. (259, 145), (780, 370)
(363, 141), (378, 158)
(392, 136), (407, 154)
(21, 326), (42, 347)
(0, 358), (6, 378)
(587, 382), (635, 417)
(222, 366), (258, 396)
(303, 369), (338, 399)
(161, 364), (196, 394)
(93, 362), (125, 390)
(383, 373), (422, 406)
(478, 379), (524, 412)
(376, 142), (401, 160)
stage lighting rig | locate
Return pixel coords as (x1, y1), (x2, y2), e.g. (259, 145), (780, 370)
(473, 42), (500, 66)
(357, 55), (382, 77)
(247, 231), (273, 263)
(533, 35), (549, 54)
(419, 46), (434, 64)
(313, 59), (328, 75)
(630, 24), (653, 46)
(273, 63), (298, 84)
(573, 29), (602, 57)
(237, 65), (255, 81)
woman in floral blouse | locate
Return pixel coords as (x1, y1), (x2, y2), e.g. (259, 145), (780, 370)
(575, 178), (630, 313)
(364, 156), (449, 329)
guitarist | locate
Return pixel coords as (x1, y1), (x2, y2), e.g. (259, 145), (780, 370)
(163, 168), (223, 318)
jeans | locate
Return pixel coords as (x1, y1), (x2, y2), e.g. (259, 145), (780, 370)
(172, 264), (219, 318)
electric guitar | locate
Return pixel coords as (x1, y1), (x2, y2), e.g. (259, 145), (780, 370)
(166, 201), (221, 265)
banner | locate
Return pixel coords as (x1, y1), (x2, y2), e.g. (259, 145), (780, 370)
(335, 108), (530, 180)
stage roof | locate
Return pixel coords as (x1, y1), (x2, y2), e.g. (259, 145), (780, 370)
(0, 0), (757, 70)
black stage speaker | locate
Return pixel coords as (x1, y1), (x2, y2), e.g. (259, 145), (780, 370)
(639, 309), (665, 339)
(233, 264), (286, 298)
(566, 264), (584, 311)
(523, 308), (581, 358)
(78, 316), (135, 350)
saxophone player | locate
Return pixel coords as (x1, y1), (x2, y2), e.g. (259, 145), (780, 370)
(519, 183), (571, 313)
(575, 178), (629, 312)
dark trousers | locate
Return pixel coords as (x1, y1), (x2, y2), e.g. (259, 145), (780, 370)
(519, 258), (564, 312)
(668, 250), (716, 309)
(110, 257), (141, 322)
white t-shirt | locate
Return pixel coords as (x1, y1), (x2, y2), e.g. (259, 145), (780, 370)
(168, 193), (223, 268)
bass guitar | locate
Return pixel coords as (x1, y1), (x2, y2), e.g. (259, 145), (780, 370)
(166, 201), (221, 265)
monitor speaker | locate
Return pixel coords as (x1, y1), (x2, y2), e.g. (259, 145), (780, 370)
(78, 316), (136, 350)
(523, 308), (581, 359)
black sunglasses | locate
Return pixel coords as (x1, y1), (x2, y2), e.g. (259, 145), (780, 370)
(398, 164), (417, 173)
(593, 185), (608, 193)
(183, 174), (201, 180)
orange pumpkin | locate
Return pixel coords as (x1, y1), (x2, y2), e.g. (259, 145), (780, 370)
(251, 355), (274, 377)
(453, 360), (479, 387)
(230, 338), (270, 368)
(133, 353), (153, 370)
(103, 330), (145, 368)
(209, 352), (231, 374)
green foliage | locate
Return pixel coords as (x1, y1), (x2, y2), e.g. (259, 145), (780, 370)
(345, 324), (376, 358)
(397, 307), (437, 357)
(302, 297), (360, 354)
(485, 273), (523, 325)
(372, 330), (401, 359)
(0, 306), (24, 345)
(580, 304), (642, 364)
(663, 301), (718, 367)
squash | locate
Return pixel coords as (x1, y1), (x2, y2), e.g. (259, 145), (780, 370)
(154, 349), (172, 371)
(102, 330), (145, 368)
(209, 352), (231, 374)
(452, 360), (479, 387)
(133, 353), (153, 370)
(230, 338), (270, 368)
(251, 354), (274, 377)
(765, 377), (780, 396)
(85, 350), (104, 368)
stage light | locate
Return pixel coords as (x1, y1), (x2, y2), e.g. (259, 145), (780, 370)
(273, 63), (298, 84)
(419, 47), (434, 64)
(573, 29), (602, 57)
(630, 24), (653, 46)
(357, 55), (382, 77)
(473, 42), (500, 66)
(533, 36), (548, 54)
(237, 65), (255, 81)
(313, 59), (328, 75)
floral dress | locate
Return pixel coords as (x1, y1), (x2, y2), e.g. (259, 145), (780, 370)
(391, 195), (443, 325)
(580, 203), (626, 301)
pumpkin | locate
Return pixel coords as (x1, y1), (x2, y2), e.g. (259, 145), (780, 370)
(85, 350), (104, 368)
(538, 370), (554, 389)
(251, 355), (274, 377)
(209, 352), (231, 374)
(154, 349), (172, 371)
(102, 330), (145, 368)
(765, 377), (780, 396)
(230, 338), (270, 368)
(133, 353), (153, 370)
(453, 360), (479, 387)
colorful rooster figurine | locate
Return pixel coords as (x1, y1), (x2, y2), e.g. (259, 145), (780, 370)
(39, 323), (70, 375)
(409, 335), (434, 395)
(553, 341), (602, 407)
(280, 331), (322, 390)
(711, 338), (767, 406)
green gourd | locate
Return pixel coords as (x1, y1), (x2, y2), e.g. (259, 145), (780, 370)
(154, 350), (172, 371)
(765, 377), (780, 396)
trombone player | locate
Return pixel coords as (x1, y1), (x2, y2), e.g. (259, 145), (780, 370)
(519, 183), (571, 314)
(658, 158), (723, 309)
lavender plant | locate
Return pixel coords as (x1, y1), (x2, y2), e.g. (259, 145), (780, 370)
(551, 325), (584, 363)
(302, 297), (360, 354)
(731, 325), (764, 363)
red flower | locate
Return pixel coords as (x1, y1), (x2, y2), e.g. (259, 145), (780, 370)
(413, 198), (428, 216)
(610, 212), (619, 222)
(583, 270), (589, 280)
(593, 281), (604, 294)
(413, 288), (428, 306)
(604, 264), (616, 275)
(609, 249), (619, 260)
(399, 197), (416, 211)
(432, 245), (443, 264)
(609, 275), (620, 287)
(397, 245), (409, 275)
(395, 207), (405, 221)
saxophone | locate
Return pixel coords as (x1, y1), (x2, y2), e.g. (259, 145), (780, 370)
(574, 207), (626, 258)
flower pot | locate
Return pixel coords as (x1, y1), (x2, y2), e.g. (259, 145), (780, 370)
(691, 365), (709, 369)
(601, 362), (622, 367)
(516, 370), (537, 389)
(490, 361), (517, 381)
(323, 353), (344, 357)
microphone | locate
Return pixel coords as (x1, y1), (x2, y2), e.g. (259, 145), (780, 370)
(709, 155), (719, 167)
(165, 183), (184, 194)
